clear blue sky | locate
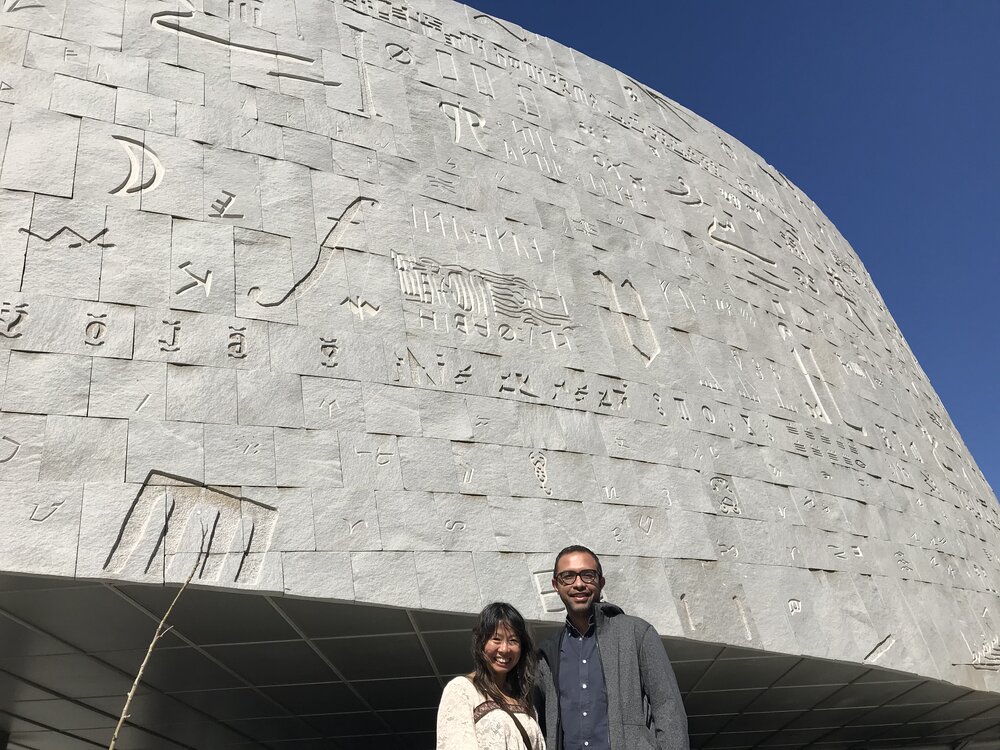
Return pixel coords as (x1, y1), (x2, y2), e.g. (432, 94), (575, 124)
(467, 0), (1000, 496)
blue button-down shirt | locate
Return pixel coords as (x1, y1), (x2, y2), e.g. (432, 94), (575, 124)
(558, 618), (610, 750)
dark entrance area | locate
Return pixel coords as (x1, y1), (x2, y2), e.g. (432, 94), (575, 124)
(1, 573), (999, 749)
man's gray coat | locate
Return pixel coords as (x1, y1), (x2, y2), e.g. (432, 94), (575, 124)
(535, 603), (690, 750)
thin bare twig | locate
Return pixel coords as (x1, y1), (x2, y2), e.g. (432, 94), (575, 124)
(108, 534), (206, 750)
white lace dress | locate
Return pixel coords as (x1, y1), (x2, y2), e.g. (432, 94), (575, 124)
(436, 676), (546, 750)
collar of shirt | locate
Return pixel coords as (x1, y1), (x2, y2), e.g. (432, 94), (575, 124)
(564, 614), (596, 639)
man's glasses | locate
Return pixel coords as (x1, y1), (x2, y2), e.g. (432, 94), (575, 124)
(555, 569), (600, 586)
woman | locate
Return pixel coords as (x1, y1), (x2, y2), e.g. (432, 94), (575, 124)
(436, 602), (545, 750)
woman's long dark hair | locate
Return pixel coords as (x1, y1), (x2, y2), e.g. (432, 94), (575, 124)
(471, 602), (537, 715)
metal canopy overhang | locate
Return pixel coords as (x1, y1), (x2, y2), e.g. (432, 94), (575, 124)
(1, 572), (999, 750)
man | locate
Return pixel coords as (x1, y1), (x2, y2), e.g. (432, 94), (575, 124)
(535, 545), (689, 750)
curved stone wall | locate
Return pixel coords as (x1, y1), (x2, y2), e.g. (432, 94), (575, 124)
(0, 0), (997, 693)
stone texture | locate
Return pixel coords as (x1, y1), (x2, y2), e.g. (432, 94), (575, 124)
(0, 106), (78, 197)
(3, 352), (91, 416)
(0, 482), (82, 578)
(204, 423), (276, 486)
(39, 415), (127, 482)
(125, 419), (205, 485)
(0, 0), (997, 700)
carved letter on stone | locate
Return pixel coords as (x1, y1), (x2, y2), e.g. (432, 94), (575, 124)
(248, 196), (377, 307)
(104, 471), (278, 585)
(594, 271), (660, 366)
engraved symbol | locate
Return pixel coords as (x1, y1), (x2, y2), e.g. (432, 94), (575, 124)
(499, 371), (538, 398)
(472, 13), (527, 41)
(517, 84), (539, 117)
(151, 2), (315, 63)
(109, 135), (164, 195)
(85, 313), (107, 347)
(894, 551), (913, 572)
(340, 296), (380, 320)
(708, 217), (776, 266)
(208, 190), (245, 219)
(240, 437), (261, 455)
(472, 63), (495, 98)
(594, 271), (660, 366)
(104, 471), (278, 585)
(319, 337), (339, 368)
(718, 542), (738, 558)
(393, 348), (437, 386)
(355, 446), (394, 466)
(637, 515), (653, 535)
(320, 398), (339, 417)
(0, 435), (22, 463)
(788, 599), (802, 615)
(26, 498), (64, 522)
(679, 593), (696, 631)
(228, 0), (262, 26)
(611, 527), (624, 543)
(0, 302), (28, 339)
(664, 176), (704, 206)
(427, 171), (457, 194)
(176, 261), (213, 296)
(733, 596), (753, 642)
(674, 397), (691, 422)
(710, 476), (742, 516)
(863, 634), (897, 664)
(444, 520), (466, 531)
(0, 80), (12, 94)
(135, 394), (150, 412)
(393, 252), (573, 342)
(227, 326), (247, 359)
(603, 486), (618, 501)
(385, 43), (411, 64)
(454, 365), (472, 387)
(3, 0), (43, 11)
(440, 101), (487, 150)
(624, 76), (697, 132)
(248, 196), (377, 307)
(345, 24), (377, 117)
(529, 450), (552, 497)
(460, 464), (474, 484)
(266, 70), (341, 87)
(18, 226), (115, 249)
(158, 319), (181, 352)
(345, 518), (367, 534)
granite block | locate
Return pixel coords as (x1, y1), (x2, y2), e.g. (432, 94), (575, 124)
(39, 414), (127, 482)
(125, 419), (205, 485)
(203, 423), (276, 486)
(3, 351), (91, 417)
(274, 427), (342, 487)
(0, 481), (82, 578)
(0, 106), (78, 197)
(313, 487), (382, 551)
(89, 358), (167, 421)
(166, 364), (238, 425)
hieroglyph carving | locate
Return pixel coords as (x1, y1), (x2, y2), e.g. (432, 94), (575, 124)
(104, 472), (278, 585)
(395, 253), (575, 348)
(109, 136), (164, 196)
(594, 271), (660, 366)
